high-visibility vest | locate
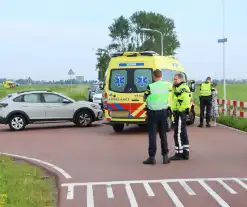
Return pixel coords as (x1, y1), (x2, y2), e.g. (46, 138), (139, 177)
(146, 80), (170, 110)
(200, 82), (212, 96)
(171, 82), (191, 112)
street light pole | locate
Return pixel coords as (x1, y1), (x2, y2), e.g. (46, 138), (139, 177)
(222, 0), (227, 113)
(140, 28), (163, 56)
(217, 0), (227, 113)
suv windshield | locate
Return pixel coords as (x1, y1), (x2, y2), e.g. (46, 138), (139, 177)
(161, 69), (187, 82)
(109, 68), (153, 93)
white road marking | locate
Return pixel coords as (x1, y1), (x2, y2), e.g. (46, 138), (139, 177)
(61, 177), (245, 186)
(87, 184), (94, 207)
(61, 177), (247, 206)
(233, 178), (247, 189)
(217, 180), (237, 194)
(161, 182), (184, 207)
(179, 180), (196, 195)
(125, 184), (138, 207)
(67, 185), (74, 199)
(143, 182), (155, 196)
(106, 185), (114, 199)
(0, 152), (72, 179)
(198, 180), (230, 207)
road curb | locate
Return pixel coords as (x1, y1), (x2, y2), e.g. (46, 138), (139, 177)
(0, 154), (62, 207)
(195, 116), (247, 134)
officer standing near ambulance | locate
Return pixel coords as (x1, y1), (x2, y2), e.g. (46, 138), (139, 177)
(198, 77), (213, 127)
(143, 69), (170, 165)
(169, 73), (191, 160)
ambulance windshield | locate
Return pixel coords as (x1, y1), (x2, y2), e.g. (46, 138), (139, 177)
(109, 68), (152, 93)
(161, 69), (186, 83)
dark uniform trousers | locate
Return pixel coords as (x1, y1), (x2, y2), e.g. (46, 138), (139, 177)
(199, 96), (212, 124)
(173, 112), (189, 155)
(147, 109), (169, 157)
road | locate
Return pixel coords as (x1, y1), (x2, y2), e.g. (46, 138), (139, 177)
(0, 119), (247, 207)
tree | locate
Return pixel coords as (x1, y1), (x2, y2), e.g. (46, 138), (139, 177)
(95, 11), (180, 80)
(130, 11), (180, 55)
(95, 48), (110, 81)
(108, 15), (136, 52)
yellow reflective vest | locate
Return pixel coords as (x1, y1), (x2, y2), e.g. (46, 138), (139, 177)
(171, 82), (191, 112)
(200, 82), (212, 96)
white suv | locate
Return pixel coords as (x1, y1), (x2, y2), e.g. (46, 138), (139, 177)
(0, 90), (103, 131)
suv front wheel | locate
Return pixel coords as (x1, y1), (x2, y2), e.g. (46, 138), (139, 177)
(75, 110), (93, 127)
(8, 114), (27, 131)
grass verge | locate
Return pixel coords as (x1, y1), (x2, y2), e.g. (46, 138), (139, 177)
(194, 104), (247, 132)
(0, 155), (57, 207)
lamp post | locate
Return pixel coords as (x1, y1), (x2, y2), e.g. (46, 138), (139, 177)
(217, 0), (227, 113)
(140, 28), (163, 56)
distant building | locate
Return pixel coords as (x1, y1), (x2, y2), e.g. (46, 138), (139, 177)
(76, 76), (84, 83)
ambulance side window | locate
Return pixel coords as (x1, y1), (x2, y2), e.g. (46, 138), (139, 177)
(161, 69), (187, 82)
(109, 69), (127, 92)
(134, 69), (152, 92)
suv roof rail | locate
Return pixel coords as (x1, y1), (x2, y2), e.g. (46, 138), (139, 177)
(17, 90), (52, 94)
(110, 51), (159, 57)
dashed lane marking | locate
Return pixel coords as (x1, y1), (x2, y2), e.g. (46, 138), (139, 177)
(61, 177), (247, 207)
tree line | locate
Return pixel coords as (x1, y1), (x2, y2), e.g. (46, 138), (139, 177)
(95, 11), (180, 81)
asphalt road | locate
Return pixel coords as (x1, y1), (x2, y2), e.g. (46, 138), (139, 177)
(0, 119), (246, 207)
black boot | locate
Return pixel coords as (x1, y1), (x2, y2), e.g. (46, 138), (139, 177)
(163, 155), (170, 164)
(143, 157), (156, 165)
(169, 153), (183, 161)
(183, 151), (189, 160)
(197, 123), (203, 127)
(206, 123), (211, 127)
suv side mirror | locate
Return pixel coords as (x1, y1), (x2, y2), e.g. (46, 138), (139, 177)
(62, 99), (71, 104)
(189, 80), (195, 92)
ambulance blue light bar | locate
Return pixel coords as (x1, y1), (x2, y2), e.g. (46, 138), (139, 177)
(119, 62), (144, 67)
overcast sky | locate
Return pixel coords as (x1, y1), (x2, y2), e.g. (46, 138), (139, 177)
(0, 0), (246, 81)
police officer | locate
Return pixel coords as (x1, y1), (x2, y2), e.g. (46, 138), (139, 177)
(169, 73), (191, 160)
(143, 69), (170, 165)
(198, 77), (214, 127)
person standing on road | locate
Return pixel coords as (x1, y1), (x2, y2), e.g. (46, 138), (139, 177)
(169, 73), (191, 160)
(198, 77), (213, 128)
(143, 69), (170, 165)
(210, 82), (219, 126)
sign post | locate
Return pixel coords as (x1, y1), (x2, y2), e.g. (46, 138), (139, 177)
(68, 69), (75, 92)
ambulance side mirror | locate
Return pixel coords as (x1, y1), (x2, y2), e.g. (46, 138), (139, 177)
(99, 81), (104, 90)
(189, 80), (195, 92)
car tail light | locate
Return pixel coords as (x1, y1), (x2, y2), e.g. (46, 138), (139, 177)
(0, 103), (8, 108)
(103, 93), (108, 109)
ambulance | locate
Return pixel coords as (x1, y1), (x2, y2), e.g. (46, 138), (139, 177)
(100, 51), (195, 132)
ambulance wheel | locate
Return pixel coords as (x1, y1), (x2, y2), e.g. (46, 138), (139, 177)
(112, 124), (124, 132)
(187, 110), (195, 125)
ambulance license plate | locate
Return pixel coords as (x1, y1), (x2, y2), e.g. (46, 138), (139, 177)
(111, 111), (129, 117)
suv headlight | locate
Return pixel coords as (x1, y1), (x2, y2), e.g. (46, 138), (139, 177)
(91, 103), (100, 109)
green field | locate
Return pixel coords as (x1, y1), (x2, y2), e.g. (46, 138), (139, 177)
(0, 84), (90, 100)
(0, 155), (56, 207)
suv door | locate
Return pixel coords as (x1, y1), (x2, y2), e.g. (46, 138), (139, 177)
(42, 93), (74, 119)
(13, 93), (46, 120)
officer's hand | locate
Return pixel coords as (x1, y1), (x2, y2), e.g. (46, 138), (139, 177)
(185, 108), (190, 114)
(173, 111), (178, 117)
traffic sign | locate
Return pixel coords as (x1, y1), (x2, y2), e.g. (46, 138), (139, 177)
(218, 38), (227, 43)
(68, 69), (74, 75)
